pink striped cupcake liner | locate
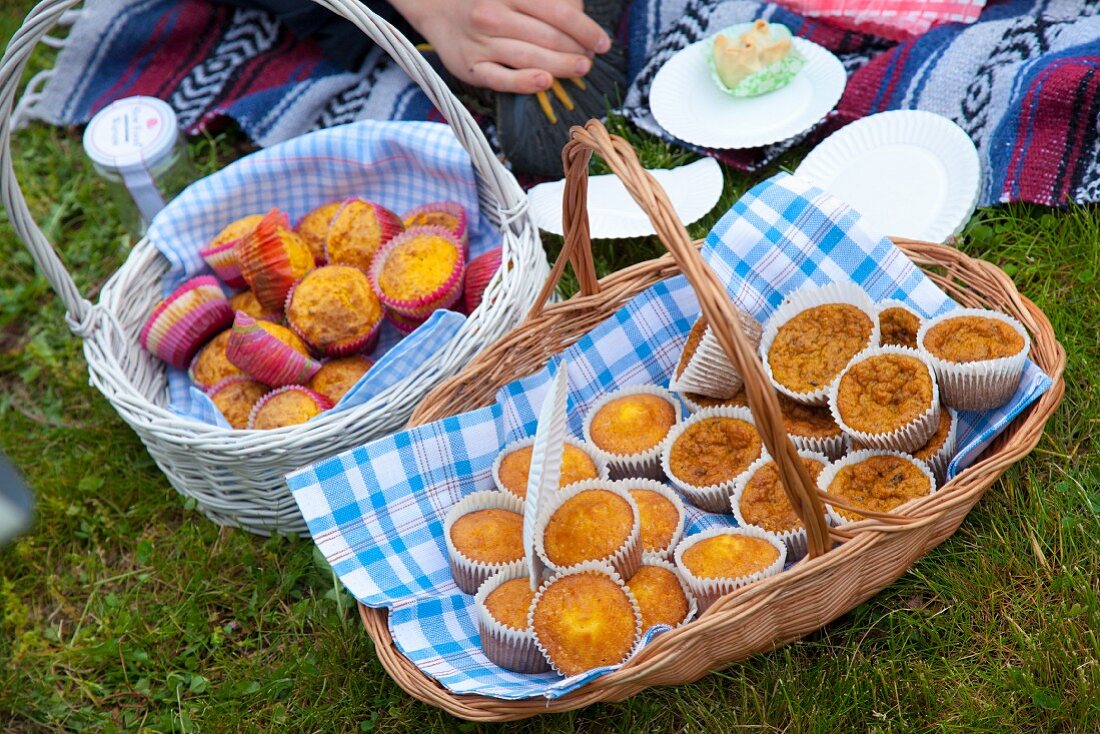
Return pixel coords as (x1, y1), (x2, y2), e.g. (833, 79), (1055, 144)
(284, 266), (384, 357)
(226, 312), (322, 387)
(402, 201), (468, 252)
(140, 276), (233, 370)
(246, 385), (333, 430)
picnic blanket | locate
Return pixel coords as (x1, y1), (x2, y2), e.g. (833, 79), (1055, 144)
(286, 173), (1053, 700)
(16, 0), (1100, 206)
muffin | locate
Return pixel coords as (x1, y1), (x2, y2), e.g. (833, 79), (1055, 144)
(474, 567), (550, 674)
(829, 346), (940, 453)
(662, 406), (763, 513)
(530, 563), (641, 676)
(368, 226), (466, 320)
(669, 312), (762, 399)
(324, 197), (404, 273)
(140, 275), (234, 370)
(444, 490), (525, 594)
(878, 301), (923, 349)
(819, 450), (936, 524)
(225, 311), (322, 387)
(188, 329), (244, 390)
(622, 479), (686, 561)
(228, 290), (281, 322)
(386, 309), (429, 335)
(246, 385), (333, 430)
(492, 437), (606, 500)
(778, 393), (846, 459)
(674, 526), (787, 611)
(403, 201), (468, 249)
(464, 246), (503, 314)
(199, 214), (267, 289)
(208, 376), (269, 430)
(237, 208), (316, 313)
(918, 308), (1030, 410)
(583, 385), (681, 479)
(285, 265), (384, 356)
(626, 560), (695, 632)
(730, 451), (829, 560)
(760, 282), (878, 405)
(296, 201), (342, 265)
(308, 355), (374, 404)
(911, 406), (958, 484)
(536, 481), (642, 581)
(679, 388), (749, 413)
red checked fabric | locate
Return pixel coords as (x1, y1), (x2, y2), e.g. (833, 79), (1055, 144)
(776, 0), (986, 40)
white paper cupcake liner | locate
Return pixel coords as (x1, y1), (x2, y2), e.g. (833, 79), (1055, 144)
(789, 431), (847, 461)
(827, 345), (941, 454)
(817, 449), (937, 527)
(490, 435), (609, 500)
(673, 526), (787, 612)
(626, 557), (698, 632)
(443, 490), (525, 595)
(729, 450), (829, 562)
(877, 299), (925, 349)
(661, 406), (763, 513)
(915, 406), (958, 485)
(669, 312), (763, 399)
(534, 480), (643, 581)
(473, 566), (551, 674)
(582, 385), (682, 480)
(528, 560), (643, 677)
(759, 281), (880, 406)
(917, 308), (1030, 411)
(612, 478), (687, 562)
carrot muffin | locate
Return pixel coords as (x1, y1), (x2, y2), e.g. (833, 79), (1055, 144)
(228, 290), (281, 322)
(247, 385), (332, 430)
(493, 438), (604, 500)
(474, 567), (550, 674)
(324, 198), (404, 272)
(731, 452), (828, 560)
(911, 406), (958, 483)
(670, 311), (762, 399)
(777, 393), (846, 458)
(538, 483), (641, 580)
(189, 329), (244, 390)
(625, 481), (685, 560)
(674, 527), (786, 611)
(922, 315), (1025, 363)
(878, 301), (922, 349)
(369, 227), (465, 319)
(444, 491), (525, 594)
(830, 347), (939, 453)
(307, 355), (373, 403)
(296, 201), (342, 265)
(681, 389), (749, 413)
(662, 407), (763, 512)
(821, 451), (935, 523)
(583, 386), (680, 478)
(627, 562), (693, 631)
(237, 209), (316, 313)
(530, 566), (640, 676)
(209, 377), (269, 430)
(286, 265), (384, 356)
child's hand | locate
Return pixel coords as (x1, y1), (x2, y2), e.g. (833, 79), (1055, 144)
(392, 0), (612, 93)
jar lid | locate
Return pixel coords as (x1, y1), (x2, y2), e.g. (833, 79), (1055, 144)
(82, 96), (178, 172)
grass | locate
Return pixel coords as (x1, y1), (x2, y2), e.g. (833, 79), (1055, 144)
(1, 4), (1098, 732)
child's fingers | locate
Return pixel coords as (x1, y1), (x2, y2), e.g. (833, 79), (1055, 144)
(467, 61), (553, 94)
(488, 12), (591, 57)
(486, 38), (592, 79)
(517, 0), (610, 54)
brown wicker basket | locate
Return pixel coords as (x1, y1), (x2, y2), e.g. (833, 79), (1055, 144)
(356, 121), (1066, 720)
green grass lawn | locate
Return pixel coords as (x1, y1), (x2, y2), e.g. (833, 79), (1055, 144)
(1, 4), (1098, 732)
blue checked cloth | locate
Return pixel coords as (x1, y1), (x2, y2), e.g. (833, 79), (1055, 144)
(144, 120), (497, 426)
(287, 173), (1052, 700)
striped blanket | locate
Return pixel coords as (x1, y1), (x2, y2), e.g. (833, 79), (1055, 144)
(16, 0), (1100, 206)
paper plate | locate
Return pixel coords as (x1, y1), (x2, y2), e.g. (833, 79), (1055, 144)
(527, 157), (723, 239)
(794, 110), (981, 243)
(649, 35), (845, 149)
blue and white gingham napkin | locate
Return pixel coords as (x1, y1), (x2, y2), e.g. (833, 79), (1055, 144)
(287, 173), (1052, 701)
(144, 120), (498, 426)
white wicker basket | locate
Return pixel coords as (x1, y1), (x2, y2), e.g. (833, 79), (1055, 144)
(0, 0), (550, 535)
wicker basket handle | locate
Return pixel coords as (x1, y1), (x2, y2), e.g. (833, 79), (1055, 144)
(559, 120), (831, 558)
(0, 0), (529, 334)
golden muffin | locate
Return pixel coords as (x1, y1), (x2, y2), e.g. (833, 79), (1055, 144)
(588, 392), (678, 457)
(531, 570), (639, 676)
(474, 567), (551, 674)
(923, 315), (1025, 363)
(286, 265), (383, 355)
(627, 487), (682, 557)
(308, 356), (373, 403)
(450, 508), (524, 565)
(495, 441), (601, 500)
(913, 407), (954, 462)
(825, 453), (933, 522)
(679, 532), (780, 580)
(247, 386), (332, 430)
(371, 230), (463, 315)
(682, 389), (750, 411)
(627, 564), (691, 631)
(767, 303), (874, 396)
(189, 329), (244, 390)
(209, 377), (269, 430)
(541, 488), (637, 576)
(228, 289), (280, 322)
(296, 201), (342, 264)
(324, 198), (404, 273)
(484, 577), (536, 630)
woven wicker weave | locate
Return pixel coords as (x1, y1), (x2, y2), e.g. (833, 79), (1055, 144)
(357, 121), (1066, 720)
(0, 0), (550, 535)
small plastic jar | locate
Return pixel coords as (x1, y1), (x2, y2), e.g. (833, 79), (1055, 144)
(82, 96), (196, 237)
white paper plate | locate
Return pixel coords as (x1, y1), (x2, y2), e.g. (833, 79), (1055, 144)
(527, 157), (723, 239)
(794, 110), (981, 243)
(649, 36), (846, 149)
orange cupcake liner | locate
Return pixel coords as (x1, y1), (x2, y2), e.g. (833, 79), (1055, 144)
(368, 225), (467, 321)
(238, 208), (314, 313)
